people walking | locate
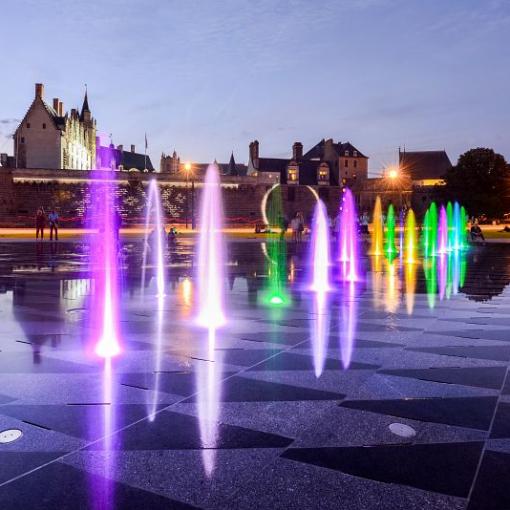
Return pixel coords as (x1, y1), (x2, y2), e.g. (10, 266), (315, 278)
(35, 207), (46, 241)
(48, 209), (59, 241)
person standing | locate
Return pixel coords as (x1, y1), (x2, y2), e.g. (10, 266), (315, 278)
(290, 213), (300, 243)
(35, 207), (46, 241)
(297, 212), (305, 243)
(48, 209), (59, 241)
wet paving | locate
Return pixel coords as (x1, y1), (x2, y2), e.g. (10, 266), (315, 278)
(0, 239), (509, 509)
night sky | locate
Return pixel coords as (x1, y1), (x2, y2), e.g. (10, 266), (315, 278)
(1, 0), (509, 175)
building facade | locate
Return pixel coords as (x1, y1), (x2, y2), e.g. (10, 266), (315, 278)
(247, 138), (368, 186)
(14, 83), (96, 170)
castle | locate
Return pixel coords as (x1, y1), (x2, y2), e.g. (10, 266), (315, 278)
(14, 83), (96, 170)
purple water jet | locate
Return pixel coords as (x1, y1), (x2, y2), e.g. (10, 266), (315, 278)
(310, 200), (332, 292)
(197, 163), (226, 328)
(338, 188), (359, 282)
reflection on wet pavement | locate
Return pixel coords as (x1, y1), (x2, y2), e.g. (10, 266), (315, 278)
(0, 240), (509, 509)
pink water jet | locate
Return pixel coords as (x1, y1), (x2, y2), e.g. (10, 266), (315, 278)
(310, 200), (332, 292)
(437, 205), (448, 255)
(196, 163), (226, 328)
(89, 171), (121, 359)
(338, 188), (359, 282)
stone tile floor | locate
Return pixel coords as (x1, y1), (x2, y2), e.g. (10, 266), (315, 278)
(0, 240), (509, 509)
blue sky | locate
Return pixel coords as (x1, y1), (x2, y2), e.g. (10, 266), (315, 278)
(1, 0), (509, 174)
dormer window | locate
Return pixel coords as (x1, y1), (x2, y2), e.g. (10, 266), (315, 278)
(318, 163), (329, 184)
(344, 150), (349, 156)
(288, 166), (299, 184)
(353, 150), (358, 157)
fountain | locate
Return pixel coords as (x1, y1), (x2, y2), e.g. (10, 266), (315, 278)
(141, 179), (166, 299)
(424, 256), (437, 308)
(453, 202), (461, 251)
(88, 171), (121, 359)
(404, 209), (417, 264)
(308, 200), (332, 377)
(370, 196), (384, 256)
(339, 188), (359, 282)
(384, 204), (397, 260)
(139, 180), (166, 422)
(404, 209), (417, 314)
(197, 163), (226, 328)
(423, 202), (438, 258)
(261, 184), (289, 307)
(446, 201), (454, 252)
(310, 200), (332, 292)
(437, 205), (448, 255)
(195, 162), (226, 476)
(460, 206), (469, 250)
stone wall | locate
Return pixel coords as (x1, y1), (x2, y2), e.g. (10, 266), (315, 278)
(0, 169), (346, 227)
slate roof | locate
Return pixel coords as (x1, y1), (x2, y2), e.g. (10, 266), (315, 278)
(303, 140), (368, 159)
(399, 150), (452, 180)
(121, 150), (154, 172)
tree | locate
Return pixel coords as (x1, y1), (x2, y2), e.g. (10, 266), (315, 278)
(444, 148), (509, 218)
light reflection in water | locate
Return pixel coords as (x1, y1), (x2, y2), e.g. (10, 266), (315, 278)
(311, 292), (330, 377)
(405, 261), (417, 314)
(384, 258), (400, 313)
(197, 329), (222, 477)
(339, 282), (357, 369)
(91, 359), (115, 510)
(371, 255), (384, 310)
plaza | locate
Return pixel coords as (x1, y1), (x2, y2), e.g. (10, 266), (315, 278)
(0, 228), (509, 509)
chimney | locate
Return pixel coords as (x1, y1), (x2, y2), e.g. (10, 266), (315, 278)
(117, 144), (124, 152)
(71, 108), (77, 118)
(292, 142), (303, 160)
(249, 140), (259, 164)
(58, 101), (63, 116)
(53, 98), (59, 113)
(35, 83), (44, 99)
(131, 144), (135, 153)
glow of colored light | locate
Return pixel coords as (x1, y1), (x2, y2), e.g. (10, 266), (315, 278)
(370, 196), (384, 256)
(405, 259), (417, 314)
(92, 171), (121, 359)
(387, 168), (399, 179)
(311, 291), (330, 377)
(437, 205), (448, 255)
(453, 202), (461, 251)
(260, 184), (289, 308)
(423, 202), (438, 258)
(197, 328), (222, 477)
(424, 256), (437, 309)
(384, 258), (400, 313)
(404, 209), (417, 264)
(384, 204), (397, 261)
(460, 206), (469, 250)
(339, 188), (359, 282)
(181, 277), (192, 308)
(197, 163), (226, 328)
(339, 281), (357, 369)
(310, 200), (332, 292)
(446, 201), (454, 252)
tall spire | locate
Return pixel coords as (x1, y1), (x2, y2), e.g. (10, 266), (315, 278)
(228, 151), (238, 176)
(80, 84), (90, 121)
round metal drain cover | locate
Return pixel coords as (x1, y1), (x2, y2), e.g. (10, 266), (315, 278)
(389, 423), (416, 438)
(0, 429), (23, 444)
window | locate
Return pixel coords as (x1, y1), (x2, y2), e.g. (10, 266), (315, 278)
(354, 160), (358, 168)
(288, 167), (298, 183)
(353, 150), (358, 157)
(287, 186), (296, 201)
(344, 150), (349, 156)
(20, 137), (25, 143)
(344, 159), (348, 167)
(42, 123), (46, 129)
(318, 167), (329, 182)
(27, 123), (31, 128)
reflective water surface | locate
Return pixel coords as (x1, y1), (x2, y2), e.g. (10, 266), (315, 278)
(0, 239), (510, 509)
